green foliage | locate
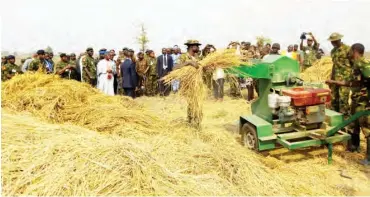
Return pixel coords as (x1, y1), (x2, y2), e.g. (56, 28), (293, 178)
(256, 36), (272, 47)
(136, 24), (150, 52)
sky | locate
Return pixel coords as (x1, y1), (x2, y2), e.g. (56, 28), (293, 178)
(1, 0), (370, 55)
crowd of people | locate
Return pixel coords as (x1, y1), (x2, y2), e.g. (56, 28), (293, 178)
(1, 32), (324, 101)
(1, 32), (369, 164)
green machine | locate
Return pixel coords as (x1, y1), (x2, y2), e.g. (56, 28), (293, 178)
(228, 55), (370, 163)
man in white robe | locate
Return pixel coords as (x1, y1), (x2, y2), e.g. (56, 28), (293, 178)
(97, 52), (115, 96)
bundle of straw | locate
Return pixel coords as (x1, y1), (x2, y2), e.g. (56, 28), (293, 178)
(162, 49), (242, 127)
(300, 57), (333, 82)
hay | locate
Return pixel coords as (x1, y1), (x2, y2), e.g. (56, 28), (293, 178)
(162, 49), (242, 127)
(301, 57), (333, 82)
(2, 74), (370, 196)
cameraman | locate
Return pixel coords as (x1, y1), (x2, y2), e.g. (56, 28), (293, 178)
(300, 32), (319, 71)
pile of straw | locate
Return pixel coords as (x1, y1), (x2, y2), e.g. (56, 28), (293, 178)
(300, 57), (333, 82)
(2, 74), (369, 196)
(162, 49), (242, 127)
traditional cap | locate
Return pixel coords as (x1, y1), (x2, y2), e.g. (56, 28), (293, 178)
(184, 40), (202, 46)
(327, 32), (343, 41)
(37, 49), (45, 55)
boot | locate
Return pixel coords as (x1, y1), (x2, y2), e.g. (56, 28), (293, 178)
(360, 136), (370, 166)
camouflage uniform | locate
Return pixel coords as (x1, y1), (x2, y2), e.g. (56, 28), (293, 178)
(349, 57), (370, 161)
(2, 63), (21, 81)
(136, 58), (148, 95)
(179, 50), (203, 128)
(54, 61), (78, 80)
(330, 43), (351, 115)
(302, 44), (319, 70)
(81, 55), (96, 86)
(28, 58), (47, 73)
(145, 57), (158, 96)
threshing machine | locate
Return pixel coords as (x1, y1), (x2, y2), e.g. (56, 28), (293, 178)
(229, 55), (370, 163)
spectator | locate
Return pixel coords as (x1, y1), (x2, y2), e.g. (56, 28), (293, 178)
(121, 49), (137, 98)
(211, 47), (225, 101)
(171, 46), (181, 93)
(97, 51), (115, 96)
(157, 48), (173, 96)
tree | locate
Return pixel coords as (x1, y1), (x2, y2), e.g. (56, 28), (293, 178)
(256, 36), (272, 47)
(136, 24), (150, 52)
(45, 46), (53, 53)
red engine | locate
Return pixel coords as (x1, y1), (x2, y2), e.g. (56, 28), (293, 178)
(282, 87), (331, 107)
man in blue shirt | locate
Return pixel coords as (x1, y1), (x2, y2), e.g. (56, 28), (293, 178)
(171, 45), (181, 93)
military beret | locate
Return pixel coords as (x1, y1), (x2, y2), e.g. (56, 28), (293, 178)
(272, 43), (280, 49)
(7, 55), (15, 59)
(86, 47), (94, 52)
(184, 40), (202, 46)
(37, 50), (45, 55)
(328, 32), (343, 41)
(60, 53), (67, 58)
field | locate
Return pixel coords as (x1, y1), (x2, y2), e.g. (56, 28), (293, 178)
(1, 72), (370, 196)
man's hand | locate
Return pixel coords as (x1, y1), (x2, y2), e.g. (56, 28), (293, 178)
(189, 61), (199, 69)
(325, 80), (336, 85)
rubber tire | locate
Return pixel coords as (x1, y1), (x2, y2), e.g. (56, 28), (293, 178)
(241, 123), (258, 150)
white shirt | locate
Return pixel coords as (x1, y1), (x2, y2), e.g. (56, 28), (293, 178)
(97, 59), (115, 96)
(213, 68), (225, 80)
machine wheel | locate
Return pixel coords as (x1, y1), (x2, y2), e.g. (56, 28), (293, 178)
(241, 123), (258, 150)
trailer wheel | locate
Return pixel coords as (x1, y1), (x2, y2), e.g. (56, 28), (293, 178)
(241, 123), (258, 150)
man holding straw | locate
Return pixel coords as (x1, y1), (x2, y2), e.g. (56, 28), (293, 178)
(174, 40), (203, 128)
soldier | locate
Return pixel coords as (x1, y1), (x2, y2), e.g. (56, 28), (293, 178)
(69, 53), (77, 65)
(176, 40), (203, 128)
(81, 47), (97, 86)
(326, 43), (370, 165)
(145, 50), (158, 96)
(2, 55), (21, 81)
(300, 32), (319, 70)
(136, 52), (149, 96)
(28, 50), (47, 73)
(328, 32), (351, 116)
(54, 53), (78, 80)
(1, 56), (7, 66)
(269, 43), (280, 55)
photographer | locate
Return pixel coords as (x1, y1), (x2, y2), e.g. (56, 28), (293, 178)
(300, 32), (319, 71)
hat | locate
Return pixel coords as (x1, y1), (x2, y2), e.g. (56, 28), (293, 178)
(122, 47), (129, 51)
(272, 43), (280, 49)
(60, 53), (67, 58)
(128, 49), (134, 52)
(86, 47), (93, 52)
(7, 55), (15, 59)
(328, 33), (343, 41)
(70, 53), (76, 56)
(37, 49), (45, 55)
(246, 42), (251, 45)
(184, 40), (202, 46)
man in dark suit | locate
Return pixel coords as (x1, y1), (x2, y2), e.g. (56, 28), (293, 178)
(120, 49), (137, 98)
(157, 48), (173, 96)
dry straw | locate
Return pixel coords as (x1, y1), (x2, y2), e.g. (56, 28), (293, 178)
(162, 49), (242, 127)
(300, 57), (333, 82)
(2, 73), (369, 196)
